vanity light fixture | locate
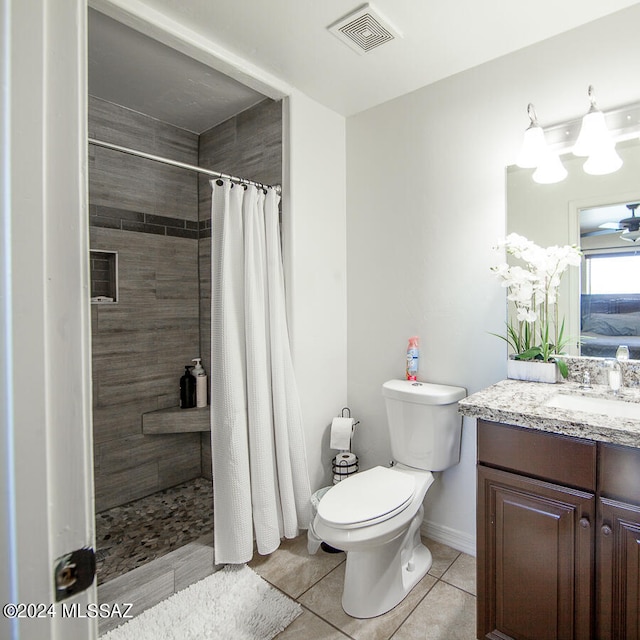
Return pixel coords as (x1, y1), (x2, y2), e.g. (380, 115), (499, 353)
(517, 86), (631, 184)
(516, 104), (567, 184)
(573, 85), (623, 175)
(516, 104), (546, 168)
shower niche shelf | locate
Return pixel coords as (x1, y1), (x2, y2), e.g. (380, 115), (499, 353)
(90, 250), (118, 304)
(142, 405), (210, 434)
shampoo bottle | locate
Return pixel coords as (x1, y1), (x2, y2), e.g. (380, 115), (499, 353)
(192, 358), (208, 408)
(180, 366), (196, 409)
(406, 337), (419, 381)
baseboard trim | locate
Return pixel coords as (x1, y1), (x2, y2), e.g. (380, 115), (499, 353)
(421, 520), (476, 557)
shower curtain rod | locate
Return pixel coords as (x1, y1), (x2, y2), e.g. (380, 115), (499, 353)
(88, 138), (281, 194)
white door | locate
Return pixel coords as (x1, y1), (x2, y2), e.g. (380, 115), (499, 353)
(0, 1), (96, 638)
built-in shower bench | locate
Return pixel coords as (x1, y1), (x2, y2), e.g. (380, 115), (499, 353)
(142, 405), (210, 434)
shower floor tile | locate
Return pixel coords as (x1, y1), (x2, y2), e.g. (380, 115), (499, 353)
(95, 476), (213, 584)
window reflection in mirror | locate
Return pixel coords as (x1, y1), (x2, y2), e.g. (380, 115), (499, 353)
(580, 202), (640, 359)
(506, 138), (640, 358)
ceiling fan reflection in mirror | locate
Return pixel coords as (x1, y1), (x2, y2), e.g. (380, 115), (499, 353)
(581, 203), (640, 242)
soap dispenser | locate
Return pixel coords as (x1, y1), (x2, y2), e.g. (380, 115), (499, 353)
(192, 358), (208, 408)
(180, 366), (196, 409)
(608, 359), (622, 395)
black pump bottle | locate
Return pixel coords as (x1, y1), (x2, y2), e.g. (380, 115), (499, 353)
(180, 366), (196, 409)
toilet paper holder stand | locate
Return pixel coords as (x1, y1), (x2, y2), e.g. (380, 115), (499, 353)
(331, 408), (360, 485)
(339, 407), (360, 426)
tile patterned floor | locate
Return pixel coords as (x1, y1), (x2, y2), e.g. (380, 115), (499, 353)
(250, 534), (477, 640)
(95, 477), (214, 584)
(95, 479), (477, 638)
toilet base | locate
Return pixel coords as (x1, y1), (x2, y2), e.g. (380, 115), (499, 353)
(341, 506), (431, 618)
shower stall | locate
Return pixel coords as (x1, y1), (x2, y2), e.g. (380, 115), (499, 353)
(88, 10), (283, 595)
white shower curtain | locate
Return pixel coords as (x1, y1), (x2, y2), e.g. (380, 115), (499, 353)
(210, 179), (311, 565)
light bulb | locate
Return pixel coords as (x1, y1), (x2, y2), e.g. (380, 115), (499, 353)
(517, 124), (546, 168)
(583, 146), (623, 175)
(532, 149), (567, 184)
(574, 87), (616, 158)
(574, 110), (615, 157)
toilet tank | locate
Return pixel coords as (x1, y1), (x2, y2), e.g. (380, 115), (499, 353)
(382, 380), (467, 471)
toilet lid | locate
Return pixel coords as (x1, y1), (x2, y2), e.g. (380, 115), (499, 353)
(317, 466), (415, 529)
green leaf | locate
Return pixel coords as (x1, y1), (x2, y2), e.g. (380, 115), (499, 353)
(515, 347), (543, 360)
(555, 358), (569, 379)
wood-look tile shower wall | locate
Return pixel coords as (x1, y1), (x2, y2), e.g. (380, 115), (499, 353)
(89, 96), (282, 509)
(89, 96), (201, 512)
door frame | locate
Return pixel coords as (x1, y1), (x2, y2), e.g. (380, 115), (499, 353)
(2, 0), (95, 638)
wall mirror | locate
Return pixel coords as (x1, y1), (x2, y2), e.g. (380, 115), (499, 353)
(506, 138), (640, 358)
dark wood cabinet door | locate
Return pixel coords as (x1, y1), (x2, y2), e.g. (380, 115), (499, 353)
(478, 465), (595, 640)
(597, 497), (640, 640)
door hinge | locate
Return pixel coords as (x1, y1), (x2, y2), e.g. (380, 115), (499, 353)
(54, 547), (96, 602)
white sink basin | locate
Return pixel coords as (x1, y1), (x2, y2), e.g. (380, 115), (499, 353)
(544, 393), (640, 420)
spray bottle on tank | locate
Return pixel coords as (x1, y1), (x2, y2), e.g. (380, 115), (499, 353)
(406, 337), (419, 381)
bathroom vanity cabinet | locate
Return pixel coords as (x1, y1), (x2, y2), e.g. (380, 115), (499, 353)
(477, 418), (640, 640)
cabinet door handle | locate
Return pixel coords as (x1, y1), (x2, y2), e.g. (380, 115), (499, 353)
(579, 517), (590, 529)
(601, 524), (612, 536)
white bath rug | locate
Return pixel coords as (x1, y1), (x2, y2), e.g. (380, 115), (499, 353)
(101, 565), (302, 640)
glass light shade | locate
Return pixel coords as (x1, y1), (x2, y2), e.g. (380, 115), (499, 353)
(516, 124), (546, 168)
(573, 109), (614, 157)
(532, 150), (567, 184)
(620, 228), (640, 243)
(583, 145), (623, 175)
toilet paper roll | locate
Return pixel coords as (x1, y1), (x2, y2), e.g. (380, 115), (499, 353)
(334, 451), (357, 465)
(330, 417), (355, 450)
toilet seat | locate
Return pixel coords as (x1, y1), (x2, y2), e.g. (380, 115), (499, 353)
(317, 466), (416, 529)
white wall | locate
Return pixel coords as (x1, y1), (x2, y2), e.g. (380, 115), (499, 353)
(345, 4), (640, 554)
(284, 91), (348, 491)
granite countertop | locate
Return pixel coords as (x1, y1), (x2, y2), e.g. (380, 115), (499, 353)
(458, 379), (640, 448)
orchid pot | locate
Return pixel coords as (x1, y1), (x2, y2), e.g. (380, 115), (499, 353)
(492, 233), (581, 381)
(506, 356), (561, 384)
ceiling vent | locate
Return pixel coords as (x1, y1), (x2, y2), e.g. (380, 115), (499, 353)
(329, 4), (401, 55)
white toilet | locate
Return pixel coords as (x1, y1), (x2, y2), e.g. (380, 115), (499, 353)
(313, 379), (467, 618)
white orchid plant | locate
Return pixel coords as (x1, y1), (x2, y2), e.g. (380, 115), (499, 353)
(491, 233), (582, 378)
